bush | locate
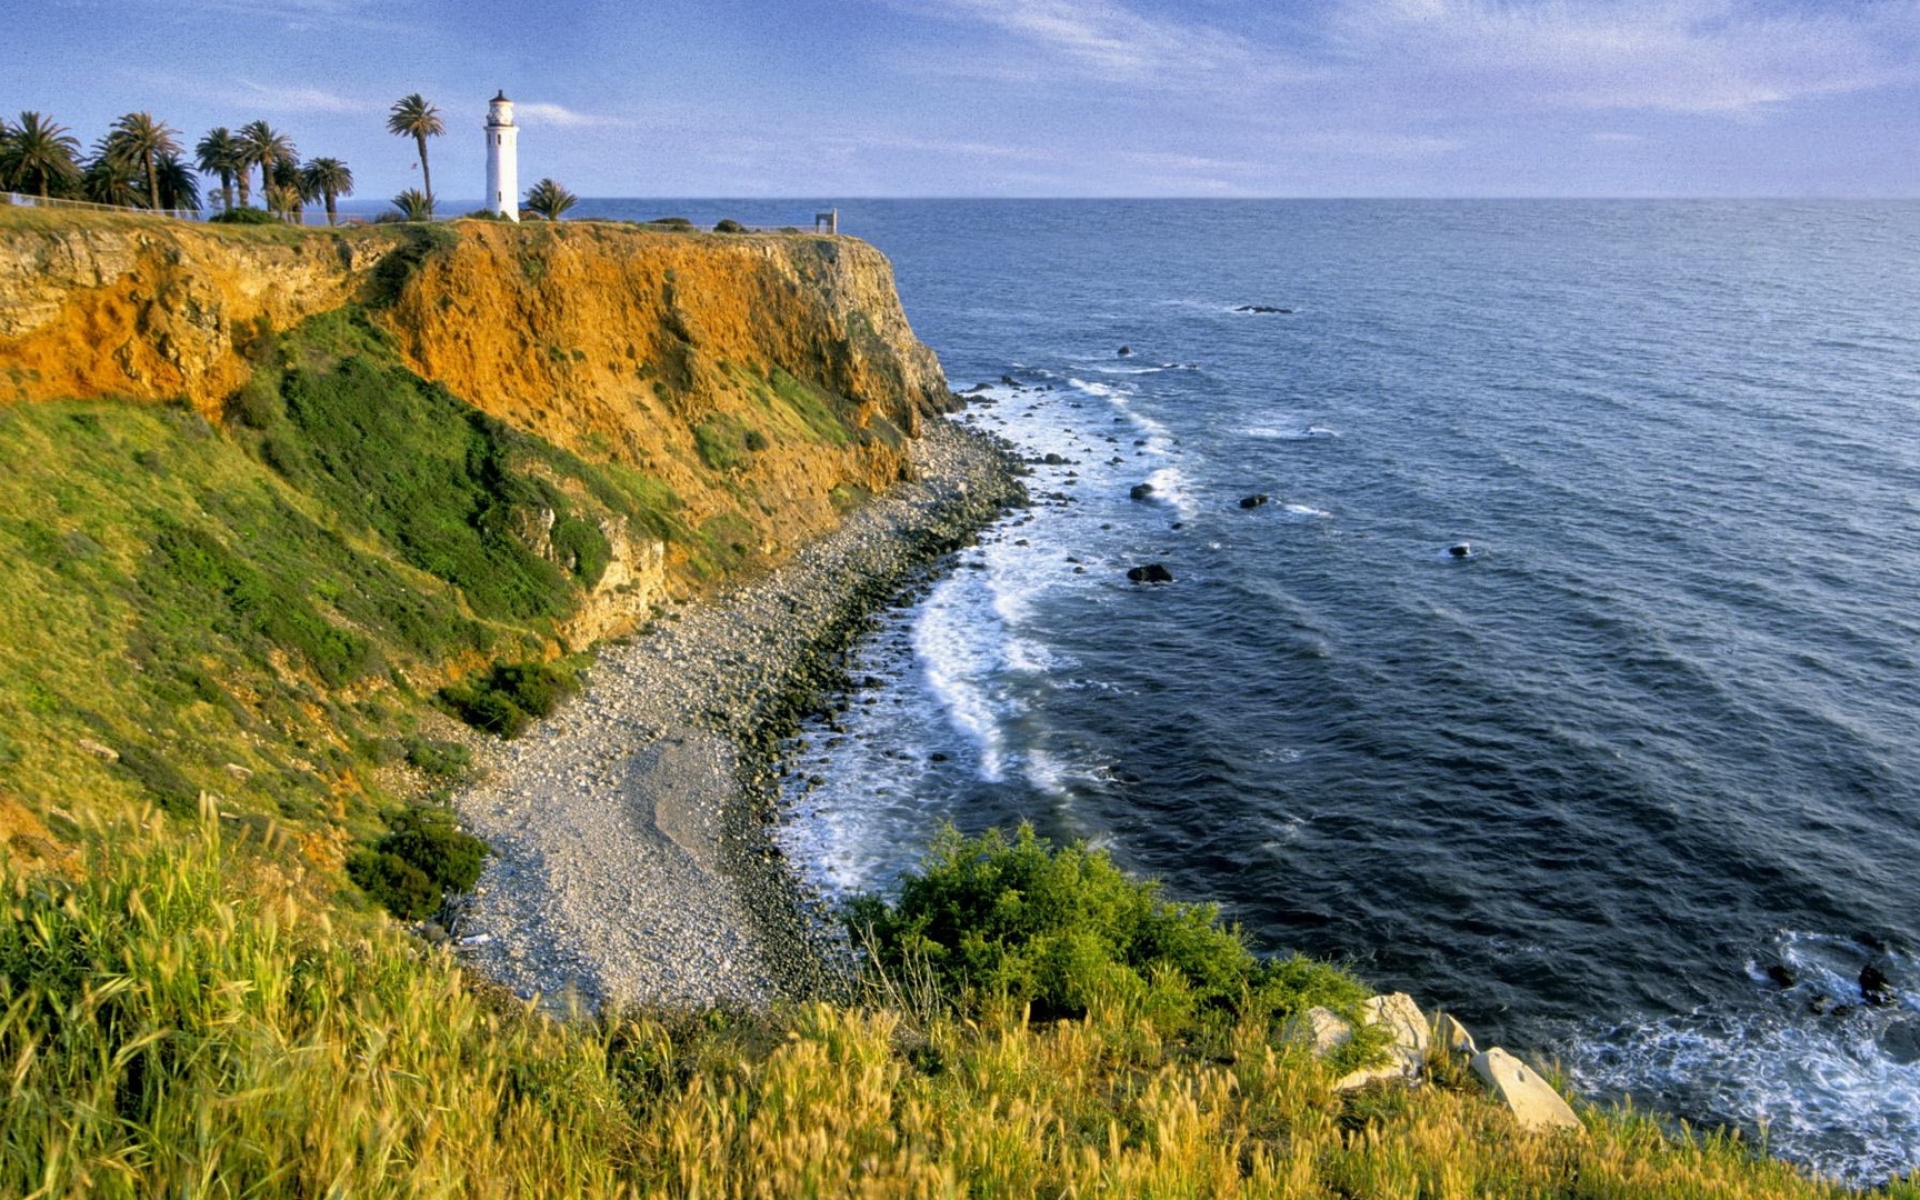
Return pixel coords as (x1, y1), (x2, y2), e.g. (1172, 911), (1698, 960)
(847, 825), (1369, 1028)
(347, 849), (439, 919)
(404, 736), (473, 779)
(439, 659), (579, 737)
(380, 807), (487, 892)
(349, 806), (488, 918)
(208, 207), (279, 225)
(439, 680), (528, 738)
(714, 219), (747, 233)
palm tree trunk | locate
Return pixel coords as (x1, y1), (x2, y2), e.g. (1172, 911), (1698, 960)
(223, 175), (234, 212)
(238, 165), (251, 208)
(416, 134), (433, 213)
(325, 192), (338, 226)
(146, 148), (160, 212)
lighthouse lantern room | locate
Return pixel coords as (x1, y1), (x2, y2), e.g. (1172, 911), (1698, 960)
(486, 91), (519, 221)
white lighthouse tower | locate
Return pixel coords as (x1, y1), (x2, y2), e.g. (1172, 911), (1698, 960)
(485, 90), (519, 221)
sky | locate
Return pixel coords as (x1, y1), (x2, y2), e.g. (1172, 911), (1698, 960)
(6, 0), (1920, 199)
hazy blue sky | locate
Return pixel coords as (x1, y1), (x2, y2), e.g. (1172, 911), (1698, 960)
(6, 0), (1919, 199)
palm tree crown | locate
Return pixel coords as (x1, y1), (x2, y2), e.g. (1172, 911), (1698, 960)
(195, 127), (242, 212)
(523, 178), (578, 221)
(390, 188), (431, 222)
(0, 111), (82, 199)
(106, 112), (181, 212)
(386, 94), (444, 215)
(155, 154), (201, 213)
(300, 157), (354, 226)
(81, 140), (143, 208)
(237, 121), (296, 210)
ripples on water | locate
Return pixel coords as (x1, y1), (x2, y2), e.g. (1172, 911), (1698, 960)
(588, 199), (1920, 1182)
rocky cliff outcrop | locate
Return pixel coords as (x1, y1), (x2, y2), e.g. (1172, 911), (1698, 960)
(0, 212), (960, 614)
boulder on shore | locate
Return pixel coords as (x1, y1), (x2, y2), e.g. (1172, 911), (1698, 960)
(1293, 993), (1429, 1092)
(1470, 1048), (1582, 1132)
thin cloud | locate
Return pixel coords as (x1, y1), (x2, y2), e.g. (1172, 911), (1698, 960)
(514, 102), (632, 129)
(232, 80), (379, 114)
(903, 0), (1305, 88)
(1331, 0), (1920, 115)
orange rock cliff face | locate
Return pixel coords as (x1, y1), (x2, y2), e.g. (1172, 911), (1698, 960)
(0, 215), (961, 614)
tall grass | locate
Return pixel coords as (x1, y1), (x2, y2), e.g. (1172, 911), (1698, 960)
(0, 811), (1904, 1198)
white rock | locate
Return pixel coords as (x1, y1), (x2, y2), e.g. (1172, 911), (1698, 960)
(1471, 1048), (1583, 1132)
(1434, 1012), (1478, 1057)
(1299, 993), (1431, 1092)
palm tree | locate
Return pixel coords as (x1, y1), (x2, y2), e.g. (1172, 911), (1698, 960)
(195, 127), (242, 212)
(0, 111), (83, 199)
(238, 120), (295, 210)
(522, 178), (577, 221)
(268, 157), (304, 222)
(155, 153), (201, 213)
(81, 142), (143, 207)
(390, 188), (431, 221)
(106, 112), (181, 212)
(300, 157), (353, 226)
(386, 94), (443, 215)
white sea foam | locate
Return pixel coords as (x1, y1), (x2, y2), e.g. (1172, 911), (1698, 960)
(1571, 935), (1920, 1185)
(915, 574), (1014, 782)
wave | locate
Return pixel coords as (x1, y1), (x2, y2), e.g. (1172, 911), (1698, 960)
(1569, 934), (1920, 1185)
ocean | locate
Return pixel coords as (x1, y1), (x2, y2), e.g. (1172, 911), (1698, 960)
(581, 199), (1920, 1183)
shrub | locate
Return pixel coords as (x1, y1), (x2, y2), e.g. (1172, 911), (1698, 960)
(714, 219), (747, 233)
(208, 207), (279, 225)
(439, 659), (579, 737)
(349, 805), (488, 918)
(439, 679), (528, 738)
(379, 807), (487, 892)
(347, 849), (439, 919)
(847, 825), (1368, 1029)
(404, 736), (472, 779)
(490, 660), (577, 718)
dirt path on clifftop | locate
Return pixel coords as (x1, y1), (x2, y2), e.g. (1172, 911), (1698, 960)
(451, 420), (1023, 1011)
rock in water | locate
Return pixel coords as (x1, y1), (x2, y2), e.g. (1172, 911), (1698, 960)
(1471, 1048), (1583, 1132)
(1127, 563), (1174, 584)
(1129, 482), (1155, 501)
(1239, 494), (1270, 510)
(1117, 345), (1133, 357)
(1862, 961), (1897, 1007)
(1449, 542), (1473, 558)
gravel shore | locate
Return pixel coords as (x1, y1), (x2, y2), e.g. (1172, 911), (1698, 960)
(450, 418), (1025, 1010)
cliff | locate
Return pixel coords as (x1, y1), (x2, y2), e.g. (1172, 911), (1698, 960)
(0, 213), (954, 610)
(0, 208), (968, 829)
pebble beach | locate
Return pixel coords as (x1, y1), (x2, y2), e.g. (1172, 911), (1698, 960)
(450, 418), (1025, 1010)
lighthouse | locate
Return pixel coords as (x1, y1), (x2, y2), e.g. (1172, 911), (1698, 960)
(486, 90), (519, 221)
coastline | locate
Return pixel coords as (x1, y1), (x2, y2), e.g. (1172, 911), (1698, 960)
(450, 417), (1027, 1010)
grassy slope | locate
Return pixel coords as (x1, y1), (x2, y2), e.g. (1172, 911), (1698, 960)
(1, 813), (1904, 1198)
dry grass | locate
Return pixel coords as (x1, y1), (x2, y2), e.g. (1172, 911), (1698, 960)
(1, 809), (1909, 1198)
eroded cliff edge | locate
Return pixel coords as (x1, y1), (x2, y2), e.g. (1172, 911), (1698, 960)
(0, 215), (954, 622)
(0, 210), (980, 859)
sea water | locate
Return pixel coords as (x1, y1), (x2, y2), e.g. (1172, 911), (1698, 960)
(583, 199), (1920, 1183)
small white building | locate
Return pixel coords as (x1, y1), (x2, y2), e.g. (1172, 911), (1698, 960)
(486, 90), (519, 221)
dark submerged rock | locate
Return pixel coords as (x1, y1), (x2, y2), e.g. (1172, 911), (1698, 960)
(1862, 961), (1898, 1007)
(1239, 494), (1269, 510)
(1130, 483), (1155, 501)
(1127, 563), (1174, 584)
